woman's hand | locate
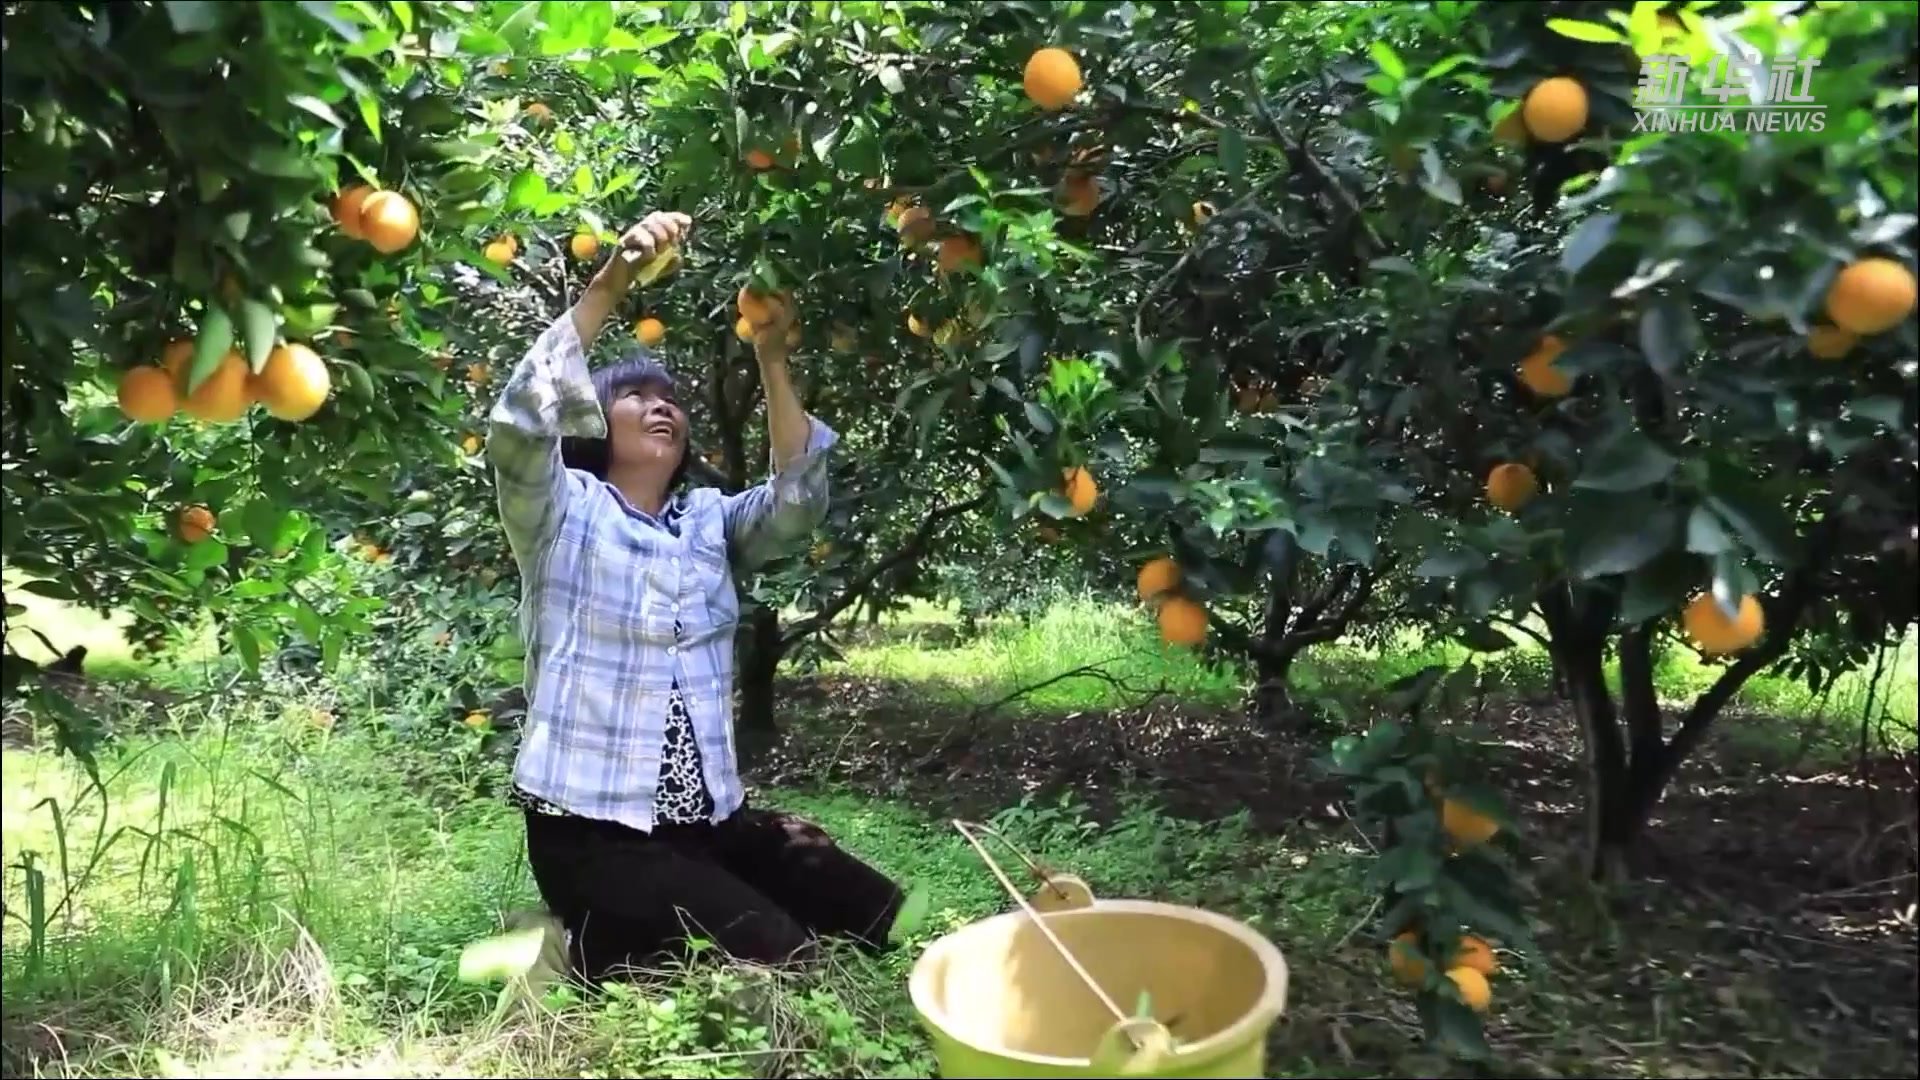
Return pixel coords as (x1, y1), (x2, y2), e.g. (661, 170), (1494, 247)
(590, 212), (695, 298)
(573, 211), (692, 345)
(748, 294), (798, 363)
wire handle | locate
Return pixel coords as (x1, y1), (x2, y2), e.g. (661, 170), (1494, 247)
(950, 819), (1130, 1029)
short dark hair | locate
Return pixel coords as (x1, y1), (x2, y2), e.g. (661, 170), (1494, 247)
(559, 346), (691, 488)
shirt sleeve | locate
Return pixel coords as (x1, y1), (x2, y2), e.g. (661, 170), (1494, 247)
(486, 315), (606, 572)
(722, 416), (839, 572)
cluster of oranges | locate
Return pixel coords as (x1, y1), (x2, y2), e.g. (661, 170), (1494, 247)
(331, 184), (420, 255)
(117, 339), (332, 426)
(1136, 555), (1208, 648)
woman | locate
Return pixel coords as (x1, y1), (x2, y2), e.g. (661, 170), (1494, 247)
(486, 211), (906, 984)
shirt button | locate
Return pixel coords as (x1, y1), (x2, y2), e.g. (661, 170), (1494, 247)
(667, 645), (677, 656)
(670, 556), (681, 568)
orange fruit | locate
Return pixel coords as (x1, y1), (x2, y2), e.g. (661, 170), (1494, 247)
(1493, 107), (1528, 146)
(1518, 335), (1572, 397)
(181, 350), (253, 423)
(897, 206), (936, 247)
(117, 365), (179, 423)
(1484, 463), (1538, 512)
(1805, 325), (1856, 360)
(462, 434), (482, 455)
(1191, 201), (1216, 227)
(634, 317), (666, 347)
(1682, 593), (1765, 655)
(483, 238), (515, 266)
(463, 711), (489, 729)
(467, 362), (490, 385)
(1452, 935), (1498, 976)
(161, 339), (195, 389)
(358, 191), (419, 254)
(1441, 799), (1500, 847)
(1824, 257), (1917, 336)
(523, 102), (553, 124)
(1137, 557), (1181, 602)
(735, 316), (756, 342)
(251, 343), (332, 421)
(1023, 47), (1083, 110)
(906, 312), (932, 338)
(1446, 967), (1492, 1012)
(1522, 77), (1588, 143)
(1058, 172), (1100, 216)
(737, 287), (790, 329)
(332, 185), (374, 239)
(1061, 466), (1098, 515)
(570, 233), (600, 260)
(177, 505), (217, 544)
(744, 148), (776, 170)
(937, 234), (983, 276)
(1157, 595), (1208, 647)
(1388, 931), (1427, 986)
(830, 323), (858, 351)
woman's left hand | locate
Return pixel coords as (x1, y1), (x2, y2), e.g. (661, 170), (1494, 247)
(750, 294), (798, 360)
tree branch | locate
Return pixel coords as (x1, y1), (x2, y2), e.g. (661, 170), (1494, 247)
(781, 491), (991, 646)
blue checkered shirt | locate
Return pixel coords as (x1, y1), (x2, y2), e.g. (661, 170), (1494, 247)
(486, 314), (836, 833)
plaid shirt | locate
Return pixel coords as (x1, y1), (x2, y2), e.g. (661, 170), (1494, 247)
(486, 314), (837, 833)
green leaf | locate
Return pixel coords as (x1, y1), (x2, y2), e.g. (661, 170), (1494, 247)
(231, 621), (262, 674)
(358, 93), (383, 142)
(1685, 505), (1733, 555)
(164, 0), (220, 33)
(571, 165), (594, 196)
(239, 299), (278, 374)
(289, 94), (345, 128)
(888, 887), (931, 942)
(1218, 128), (1247, 179)
(1546, 18), (1628, 43)
(1568, 501), (1680, 580)
(1703, 470), (1799, 566)
(878, 65), (906, 94)
(1573, 427), (1678, 492)
(1369, 41), (1406, 80)
(184, 539), (228, 571)
(187, 306), (236, 394)
(1562, 212), (1620, 275)
(1618, 550), (1697, 624)
(1637, 295), (1697, 377)
(506, 170), (548, 211)
(1456, 622), (1513, 652)
(243, 500), (287, 551)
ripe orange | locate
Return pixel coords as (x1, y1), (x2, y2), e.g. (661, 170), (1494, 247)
(523, 102), (553, 124)
(118, 365), (178, 423)
(744, 148), (776, 170)
(937, 234), (983, 276)
(1191, 201), (1216, 227)
(570, 232), (600, 260)
(483, 238), (515, 266)
(906, 312), (932, 339)
(161, 339), (195, 389)
(1446, 966), (1492, 1012)
(467, 362), (490, 385)
(635, 317), (666, 347)
(1484, 462), (1538, 512)
(462, 434), (482, 455)
(1805, 325), (1856, 360)
(1682, 593), (1765, 655)
(1061, 466), (1098, 516)
(737, 287), (792, 329)
(182, 350), (253, 423)
(1441, 798), (1500, 847)
(897, 206), (936, 247)
(463, 711), (489, 729)
(1137, 556), (1181, 603)
(333, 185), (374, 239)
(358, 191), (420, 254)
(251, 343), (332, 421)
(1518, 335), (1572, 398)
(1157, 595), (1208, 647)
(178, 505), (217, 544)
(735, 316), (756, 342)
(1522, 77), (1588, 143)
(1452, 935), (1499, 976)
(1388, 931), (1427, 986)
(1824, 257), (1917, 336)
(1023, 47), (1082, 111)
(1058, 172), (1100, 216)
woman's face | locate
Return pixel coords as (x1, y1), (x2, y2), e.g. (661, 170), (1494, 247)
(606, 380), (687, 471)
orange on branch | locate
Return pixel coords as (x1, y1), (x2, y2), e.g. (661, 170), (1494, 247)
(1157, 595), (1209, 647)
(1452, 935), (1499, 976)
(635, 317), (666, 347)
(1484, 463), (1538, 512)
(737, 287), (790, 328)
(1805, 324), (1856, 360)
(523, 102), (553, 124)
(744, 148), (777, 170)
(735, 316), (756, 342)
(483, 238), (515, 266)
(1388, 932), (1427, 986)
(1137, 556), (1181, 603)
(177, 505), (217, 544)
(897, 206), (936, 247)
(182, 350), (253, 423)
(117, 366), (178, 423)
(570, 233), (600, 260)
(906, 312), (932, 338)
(1058, 172), (1100, 216)
(467, 362), (490, 385)
(1061, 466), (1098, 516)
(161, 339), (195, 389)
(358, 191), (420, 254)
(1518, 335), (1572, 398)
(251, 342), (332, 421)
(1023, 46), (1083, 111)
(937, 233), (983, 276)
(1446, 967), (1492, 1013)
(1682, 593), (1765, 655)
(1522, 77), (1589, 143)
(1441, 798), (1500, 847)
(1825, 257), (1917, 336)
(332, 184), (374, 239)
(1493, 107), (1528, 146)
(462, 434), (482, 455)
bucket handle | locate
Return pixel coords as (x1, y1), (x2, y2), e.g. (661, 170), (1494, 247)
(950, 819), (1130, 1029)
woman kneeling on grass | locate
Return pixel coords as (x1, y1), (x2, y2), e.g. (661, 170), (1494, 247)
(485, 210), (906, 985)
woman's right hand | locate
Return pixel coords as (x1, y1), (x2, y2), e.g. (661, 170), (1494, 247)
(591, 211), (694, 297)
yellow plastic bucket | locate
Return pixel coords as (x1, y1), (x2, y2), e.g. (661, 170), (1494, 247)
(908, 824), (1289, 1079)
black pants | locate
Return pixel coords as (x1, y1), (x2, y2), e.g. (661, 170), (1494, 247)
(523, 803), (906, 980)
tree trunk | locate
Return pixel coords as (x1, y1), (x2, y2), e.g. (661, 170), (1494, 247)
(733, 605), (785, 770)
(1252, 648), (1300, 729)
